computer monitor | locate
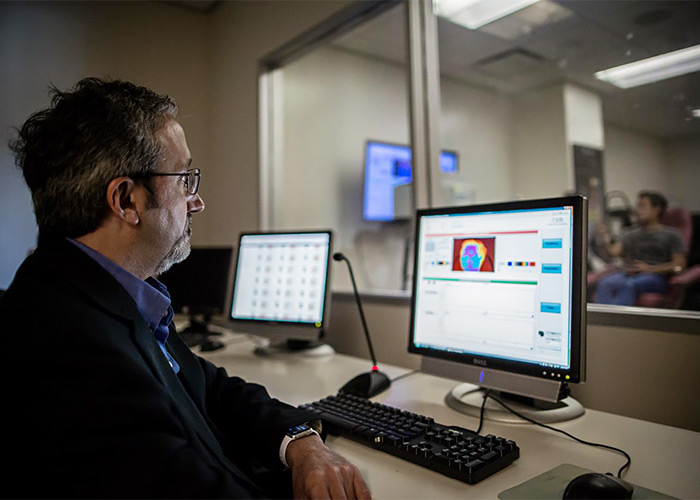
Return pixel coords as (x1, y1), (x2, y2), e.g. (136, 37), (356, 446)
(158, 246), (234, 347)
(363, 141), (459, 222)
(409, 196), (587, 423)
(228, 231), (333, 355)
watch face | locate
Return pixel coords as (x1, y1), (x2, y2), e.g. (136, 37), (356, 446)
(288, 424), (311, 437)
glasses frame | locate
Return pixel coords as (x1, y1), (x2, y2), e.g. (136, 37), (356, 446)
(143, 168), (201, 195)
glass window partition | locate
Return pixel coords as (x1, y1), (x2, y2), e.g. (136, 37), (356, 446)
(260, 3), (415, 292)
(430, 0), (700, 312)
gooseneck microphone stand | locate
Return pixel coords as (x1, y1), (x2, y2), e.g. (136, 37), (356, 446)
(333, 252), (391, 398)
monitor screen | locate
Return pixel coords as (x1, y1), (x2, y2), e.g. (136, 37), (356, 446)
(229, 231), (332, 332)
(409, 196), (586, 384)
(363, 141), (459, 221)
(158, 246), (234, 315)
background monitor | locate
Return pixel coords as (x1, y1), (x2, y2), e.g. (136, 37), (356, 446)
(228, 231), (333, 354)
(159, 246), (234, 346)
(363, 140), (459, 222)
(409, 196), (587, 423)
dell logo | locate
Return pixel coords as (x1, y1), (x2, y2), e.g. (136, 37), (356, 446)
(474, 358), (487, 366)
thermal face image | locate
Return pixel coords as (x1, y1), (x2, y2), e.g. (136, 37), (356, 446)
(452, 238), (495, 272)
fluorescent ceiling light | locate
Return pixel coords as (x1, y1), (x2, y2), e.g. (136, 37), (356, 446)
(595, 44), (700, 89)
(692, 108), (700, 119)
(433, 0), (542, 30)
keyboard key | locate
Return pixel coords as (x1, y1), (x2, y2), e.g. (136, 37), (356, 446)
(464, 459), (484, 473)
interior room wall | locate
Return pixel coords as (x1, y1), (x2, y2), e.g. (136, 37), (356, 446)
(439, 78), (513, 205)
(603, 124), (668, 205)
(202, 0), (351, 250)
(666, 135), (700, 212)
(0, 1), (209, 288)
(563, 85), (604, 151)
(510, 85), (570, 200)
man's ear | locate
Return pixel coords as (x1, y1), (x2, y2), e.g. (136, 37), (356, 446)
(106, 177), (140, 225)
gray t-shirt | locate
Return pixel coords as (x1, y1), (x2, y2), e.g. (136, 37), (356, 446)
(621, 226), (685, 265)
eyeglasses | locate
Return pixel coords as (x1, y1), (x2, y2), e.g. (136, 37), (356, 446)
(144, 168), (201, 195)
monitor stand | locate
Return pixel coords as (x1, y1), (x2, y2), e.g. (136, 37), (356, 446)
(179, 314), (225, 352)
(445, 383), (585, 424)
(254, 338), (335, 358)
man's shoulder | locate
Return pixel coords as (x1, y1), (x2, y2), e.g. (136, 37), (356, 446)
(1, 240), (137, 330)
(659, 225), (685, 250)
(659, 225), (683, 238)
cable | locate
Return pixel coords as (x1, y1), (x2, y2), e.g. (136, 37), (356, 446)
(474, 389), (491, 436)
(485, 393), (632, 478)
(390, 370), (419, 383)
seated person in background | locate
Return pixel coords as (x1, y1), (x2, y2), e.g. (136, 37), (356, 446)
(594, 191), (686, 306)
(0, 78), (369, 499)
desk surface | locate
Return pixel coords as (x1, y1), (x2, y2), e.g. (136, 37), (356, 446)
(200, 333), (700, 499)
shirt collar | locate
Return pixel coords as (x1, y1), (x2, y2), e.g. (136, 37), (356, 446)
(67, 238), (171, 330)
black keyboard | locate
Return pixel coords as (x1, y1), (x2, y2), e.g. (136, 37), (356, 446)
(299, 393), (519, 485)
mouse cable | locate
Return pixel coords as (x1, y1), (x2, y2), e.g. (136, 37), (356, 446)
(485, 393), (632, 478)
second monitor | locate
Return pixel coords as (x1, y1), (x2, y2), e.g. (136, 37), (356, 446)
(228, 231), (333, 355)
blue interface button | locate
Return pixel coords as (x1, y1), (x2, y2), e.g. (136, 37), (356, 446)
(542, 264), (562, 274)
(541, 302), (561, 314)
(542, 239), (563, 249)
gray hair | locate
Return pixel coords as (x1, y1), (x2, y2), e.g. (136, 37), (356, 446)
(9, 77), (178, 240)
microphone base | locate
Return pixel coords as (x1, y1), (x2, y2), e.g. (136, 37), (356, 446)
(340, 370), (391, 399)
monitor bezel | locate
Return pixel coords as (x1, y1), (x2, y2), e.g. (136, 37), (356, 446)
(408, 196), (587, 384)
(228, 229), (333, 332)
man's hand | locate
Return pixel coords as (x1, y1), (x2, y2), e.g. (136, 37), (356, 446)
(286, 434), (371, 500)
(627, 260), (652, 274)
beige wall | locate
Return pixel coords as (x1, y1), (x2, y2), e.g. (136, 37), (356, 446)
(0, 1), (209, 287)
(200, 0), (351, 248)
(604, 124), (668, 204)
(667, 135), (700, 212)
(326, 295), (700, 432)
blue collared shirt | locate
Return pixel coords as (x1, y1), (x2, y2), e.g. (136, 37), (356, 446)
(69, 239), (180, 374)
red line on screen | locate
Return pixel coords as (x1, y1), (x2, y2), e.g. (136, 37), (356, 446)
(425, 230), (538, 237)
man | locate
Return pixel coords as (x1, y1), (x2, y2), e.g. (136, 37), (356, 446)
(1, 78), (370, 499)
(594, 191), (686, 306)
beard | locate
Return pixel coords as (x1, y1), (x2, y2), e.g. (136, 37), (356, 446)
(154, 215), (192, 276)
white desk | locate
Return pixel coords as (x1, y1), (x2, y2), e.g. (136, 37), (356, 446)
(200, 334), (700, 499)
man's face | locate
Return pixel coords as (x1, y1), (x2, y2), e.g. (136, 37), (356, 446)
(144, 119), (204, 276)
(635, 196), (657, 224)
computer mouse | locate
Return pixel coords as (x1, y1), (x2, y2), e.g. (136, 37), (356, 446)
(563, 472), (634, 499)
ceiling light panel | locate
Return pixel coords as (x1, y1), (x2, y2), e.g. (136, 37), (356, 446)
(433, 0), (543, 30)
(594, 44), (700, 89)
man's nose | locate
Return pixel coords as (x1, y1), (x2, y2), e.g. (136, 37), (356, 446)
(188, 193), (205, 214)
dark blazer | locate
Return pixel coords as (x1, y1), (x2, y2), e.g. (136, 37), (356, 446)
(0, 239), (314, 498)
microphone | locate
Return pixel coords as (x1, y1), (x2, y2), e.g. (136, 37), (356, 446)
(333, 252), (390, 398)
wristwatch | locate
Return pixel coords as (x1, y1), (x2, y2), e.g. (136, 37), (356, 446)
(279, 423), (320, 468)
